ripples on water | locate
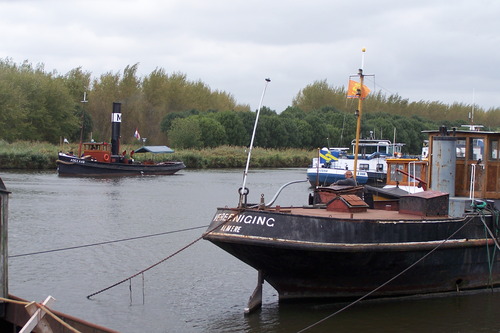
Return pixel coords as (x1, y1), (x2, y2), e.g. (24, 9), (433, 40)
(3, 169), (500, 332)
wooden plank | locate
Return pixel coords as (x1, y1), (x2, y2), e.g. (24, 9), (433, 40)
(20, 295), (55, 333)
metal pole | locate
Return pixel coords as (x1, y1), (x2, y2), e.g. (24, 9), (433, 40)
(239, 78), (271, 207)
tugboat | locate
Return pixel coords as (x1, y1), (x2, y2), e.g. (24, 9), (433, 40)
(56, 102), (185, 176)
(203, 67), (500, 312)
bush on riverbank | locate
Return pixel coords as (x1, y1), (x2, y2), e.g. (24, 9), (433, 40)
(0, 140), (58, 169)
(171, 146), (313, 168)
(0, 141), (315, 170)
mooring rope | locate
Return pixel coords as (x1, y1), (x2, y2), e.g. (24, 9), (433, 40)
(296, 213), (478, 333)
(9, 225), (208, 258)
(86, 209), (243, 299)
(86, 233), (205, 299)
(479, 210), (500, 251)
(479, 209), (500, 286)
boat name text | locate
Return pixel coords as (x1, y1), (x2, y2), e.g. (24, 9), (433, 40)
(219, 225), (242, 233)
(213, 213), (275, 228)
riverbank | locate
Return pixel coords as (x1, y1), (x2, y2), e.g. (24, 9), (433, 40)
(0, 141), (315, 169)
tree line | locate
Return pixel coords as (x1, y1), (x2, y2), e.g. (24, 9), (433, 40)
(0, 58), (498, 155)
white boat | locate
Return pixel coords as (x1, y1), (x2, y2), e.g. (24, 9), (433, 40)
(307, 138), (406, 186)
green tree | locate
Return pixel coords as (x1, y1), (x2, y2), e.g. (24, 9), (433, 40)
(63, 67), (93, 142)
(214, 110), (247, 146)
(296, 120), (314, 147)
(160, 109), (200, 134)
(0, 59), (28, 141)
(88, 71), (121, 141)
(280, 117), (301, 148)
(292, 80), (346, 112)
(168, 117), (202, 149)
(198, 115), (227, 147)
(64, 67), (91, 102)
(119, 64), (144, 143)
(304, 113), (336, 148)
(236, 111), (256, 146)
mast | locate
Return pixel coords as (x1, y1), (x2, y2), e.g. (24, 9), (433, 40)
(77, 92), (88, 157)
(352, 67), (365, 180)
(352, 48), (371, 180)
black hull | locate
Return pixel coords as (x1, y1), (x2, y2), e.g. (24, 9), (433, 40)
(56, 154), (185, 176)
(204, 208), (500, 301)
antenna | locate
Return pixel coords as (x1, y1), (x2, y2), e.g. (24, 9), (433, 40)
(470, 88), (475, 125)
(239, 78), (271, 207)
(361, 47), (366, 70)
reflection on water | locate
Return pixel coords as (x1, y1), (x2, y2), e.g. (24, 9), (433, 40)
(2, 169), (500, 332)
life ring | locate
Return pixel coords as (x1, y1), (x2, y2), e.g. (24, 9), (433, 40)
(103, 154), (110, 162)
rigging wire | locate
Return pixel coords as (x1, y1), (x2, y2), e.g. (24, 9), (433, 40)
(9, 225), (209, 258)
(296, 213), (479, 333)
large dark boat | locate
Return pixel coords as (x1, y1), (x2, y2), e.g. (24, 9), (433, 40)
(56, 102), (185, 177)
(203, 70), (500, 312)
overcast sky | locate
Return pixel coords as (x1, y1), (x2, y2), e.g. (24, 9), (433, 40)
(1, 0), (499, 113)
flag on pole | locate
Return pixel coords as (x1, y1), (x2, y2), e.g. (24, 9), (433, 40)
(134, 128), (141, 140)
(347, 79), (370, 99)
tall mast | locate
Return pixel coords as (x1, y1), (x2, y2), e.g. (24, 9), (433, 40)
(353, 48), (366, 181)
(77, 92), (88, 157)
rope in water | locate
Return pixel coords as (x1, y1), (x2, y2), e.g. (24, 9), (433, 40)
(86, 209), (243, 299)
(9, 225), (209, 258)
(296, 213), (479, 333)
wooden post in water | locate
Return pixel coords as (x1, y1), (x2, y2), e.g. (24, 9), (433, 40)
(0, 177), (10, 317)
(244, 270), (263, 314)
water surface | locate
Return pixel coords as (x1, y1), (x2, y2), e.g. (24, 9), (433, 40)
(2, 169), (500, 332)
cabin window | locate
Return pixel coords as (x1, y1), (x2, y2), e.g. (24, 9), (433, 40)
(407, 162), (423, 180)
(389, 164), (404, 182)
(376, 163), (384, 172)
(387, 145), (402, 156)
(456, 138), (466, 158)
(359, 164), (369, 170)
(468, 137), (484, 161)
(490, 139), (499, 160)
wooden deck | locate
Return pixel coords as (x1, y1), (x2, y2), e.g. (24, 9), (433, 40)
(265, 206), (455, 221)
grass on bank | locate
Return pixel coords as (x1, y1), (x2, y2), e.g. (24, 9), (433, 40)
(0, 141), (316, 170)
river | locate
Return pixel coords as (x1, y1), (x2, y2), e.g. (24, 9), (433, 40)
(2, 169), (500, 332)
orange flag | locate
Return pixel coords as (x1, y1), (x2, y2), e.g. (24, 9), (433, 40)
(347, 80), (370, 99)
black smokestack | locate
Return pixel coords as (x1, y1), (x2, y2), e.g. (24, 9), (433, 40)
(111, 102), (121, 156)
